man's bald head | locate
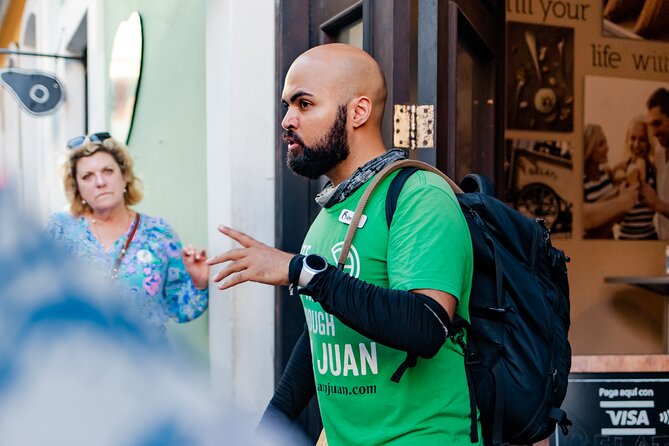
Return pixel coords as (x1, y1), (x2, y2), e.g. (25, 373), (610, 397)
(287, 44), (387, 124)
(281, 44), (389, 182)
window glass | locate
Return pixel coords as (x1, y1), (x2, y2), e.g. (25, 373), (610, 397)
(336, 19), (363, 49)
(455, 38), (495, 182)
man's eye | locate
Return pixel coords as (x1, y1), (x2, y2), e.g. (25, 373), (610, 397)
(300, 100), (311, 109)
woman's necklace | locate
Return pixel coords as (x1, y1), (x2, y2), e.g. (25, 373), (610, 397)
(89, 211), (141, 279)
(111, 213), (140, 279)
(91, 210), (131, 250)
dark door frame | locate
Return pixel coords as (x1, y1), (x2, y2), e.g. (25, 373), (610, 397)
(417, 0), (505, 186)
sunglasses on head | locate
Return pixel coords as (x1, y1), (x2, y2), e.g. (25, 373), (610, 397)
(67, 132), (112, 150)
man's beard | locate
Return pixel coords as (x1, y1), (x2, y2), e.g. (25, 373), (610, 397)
(285, 105), (350, 179)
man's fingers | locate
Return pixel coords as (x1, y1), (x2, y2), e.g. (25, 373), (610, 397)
(206, 254), (227, 266)
(218, 225), (262, 248)
(206, 248), (246, 266)
(218, 272), (246, 290)
(212, 259), (247, 283)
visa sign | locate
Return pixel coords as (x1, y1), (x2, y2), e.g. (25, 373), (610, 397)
(605, 410), (650, 426)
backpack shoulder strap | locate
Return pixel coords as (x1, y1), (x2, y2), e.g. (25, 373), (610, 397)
(337, 159), (461, 268)
(459, 173), (495, 195)
(386, 162), (474, 228)
(386, 167), (419, 227)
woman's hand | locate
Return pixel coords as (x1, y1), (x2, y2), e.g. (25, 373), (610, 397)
(617, 183), (639, 210)
(583, 183), (639, 231)
(183, 245), (210, 290)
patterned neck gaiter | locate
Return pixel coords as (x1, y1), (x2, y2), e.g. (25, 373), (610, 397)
(315, 148), (407, 208)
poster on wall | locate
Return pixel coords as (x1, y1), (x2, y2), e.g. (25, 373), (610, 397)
(506, 21), (575, 132)
(505, 0), (669, 240)
(602, 0), (669, 41)
(583, 76), (669, 240)
(504, 138), (574, 236)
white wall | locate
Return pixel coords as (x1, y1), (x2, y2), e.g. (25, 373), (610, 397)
(205, 0), (277, 420)
(0, 0), (105, 221)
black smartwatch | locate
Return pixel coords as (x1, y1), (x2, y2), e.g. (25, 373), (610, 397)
(298, 254), (329, 287)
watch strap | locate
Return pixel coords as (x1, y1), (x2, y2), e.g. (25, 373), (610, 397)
(288, 255), (305, 295)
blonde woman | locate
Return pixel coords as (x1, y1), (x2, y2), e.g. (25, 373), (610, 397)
(582, 123), (638, 239)
(46, 132), (209, 338)
(612, 117), (658, 239)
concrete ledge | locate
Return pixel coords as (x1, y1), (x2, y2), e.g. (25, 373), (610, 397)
(571, 354), (669, 372)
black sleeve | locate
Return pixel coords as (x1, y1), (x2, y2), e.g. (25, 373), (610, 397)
(301, 264), (452, 359)
(259, 327), (315, 426)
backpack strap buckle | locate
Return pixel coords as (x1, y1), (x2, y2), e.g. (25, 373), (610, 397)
(550, 408), (572, 436)
(390, 353), (417, 383)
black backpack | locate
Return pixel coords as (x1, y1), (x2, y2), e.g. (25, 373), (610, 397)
(338, 159), (572, 446)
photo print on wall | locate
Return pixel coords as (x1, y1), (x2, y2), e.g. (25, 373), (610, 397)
(603, 0), (669, 42)
(583, 75), (669, 240)
(506, 21), (575, 132)
(504, 138), (574, 237)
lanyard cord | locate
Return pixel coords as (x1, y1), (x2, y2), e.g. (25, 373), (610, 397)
(111, 213), (140, 279)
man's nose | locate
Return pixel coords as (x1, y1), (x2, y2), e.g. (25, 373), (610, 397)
(282, 110), (297, 130)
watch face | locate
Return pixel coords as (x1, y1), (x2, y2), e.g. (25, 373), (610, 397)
(305, 254), (328, 272)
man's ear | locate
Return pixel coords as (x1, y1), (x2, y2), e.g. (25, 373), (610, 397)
(350, 96), (372, 129)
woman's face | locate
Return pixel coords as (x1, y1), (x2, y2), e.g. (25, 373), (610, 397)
(590, 131), (609, 164)
(627, 121), (651, 158)
(75, 151), (127, 213)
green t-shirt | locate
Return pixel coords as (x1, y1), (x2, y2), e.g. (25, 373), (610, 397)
(300, 170), (479, 446)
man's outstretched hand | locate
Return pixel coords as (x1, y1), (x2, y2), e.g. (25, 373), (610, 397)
(207, 225), (295, 290)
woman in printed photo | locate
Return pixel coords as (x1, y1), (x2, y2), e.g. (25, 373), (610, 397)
(582, 123), (639, 239)
(612, 117), (658, 239)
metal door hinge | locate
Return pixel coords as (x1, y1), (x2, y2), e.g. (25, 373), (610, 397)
(393, 104), (434, 150)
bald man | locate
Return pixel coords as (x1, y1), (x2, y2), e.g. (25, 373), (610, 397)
(208, 44), (477, 445)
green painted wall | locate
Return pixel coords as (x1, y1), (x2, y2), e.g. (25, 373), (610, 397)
(104, 1), (209, 362)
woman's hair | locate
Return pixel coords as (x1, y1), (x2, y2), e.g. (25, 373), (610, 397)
(623, 116), (654, 161)
(62, 136), (143, 216)
(583, 123), (604, 161)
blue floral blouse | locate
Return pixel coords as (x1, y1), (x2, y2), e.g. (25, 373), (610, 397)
(46, 212), (208, 337)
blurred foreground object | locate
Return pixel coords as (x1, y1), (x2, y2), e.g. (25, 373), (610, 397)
(0, 185), (308, 446)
